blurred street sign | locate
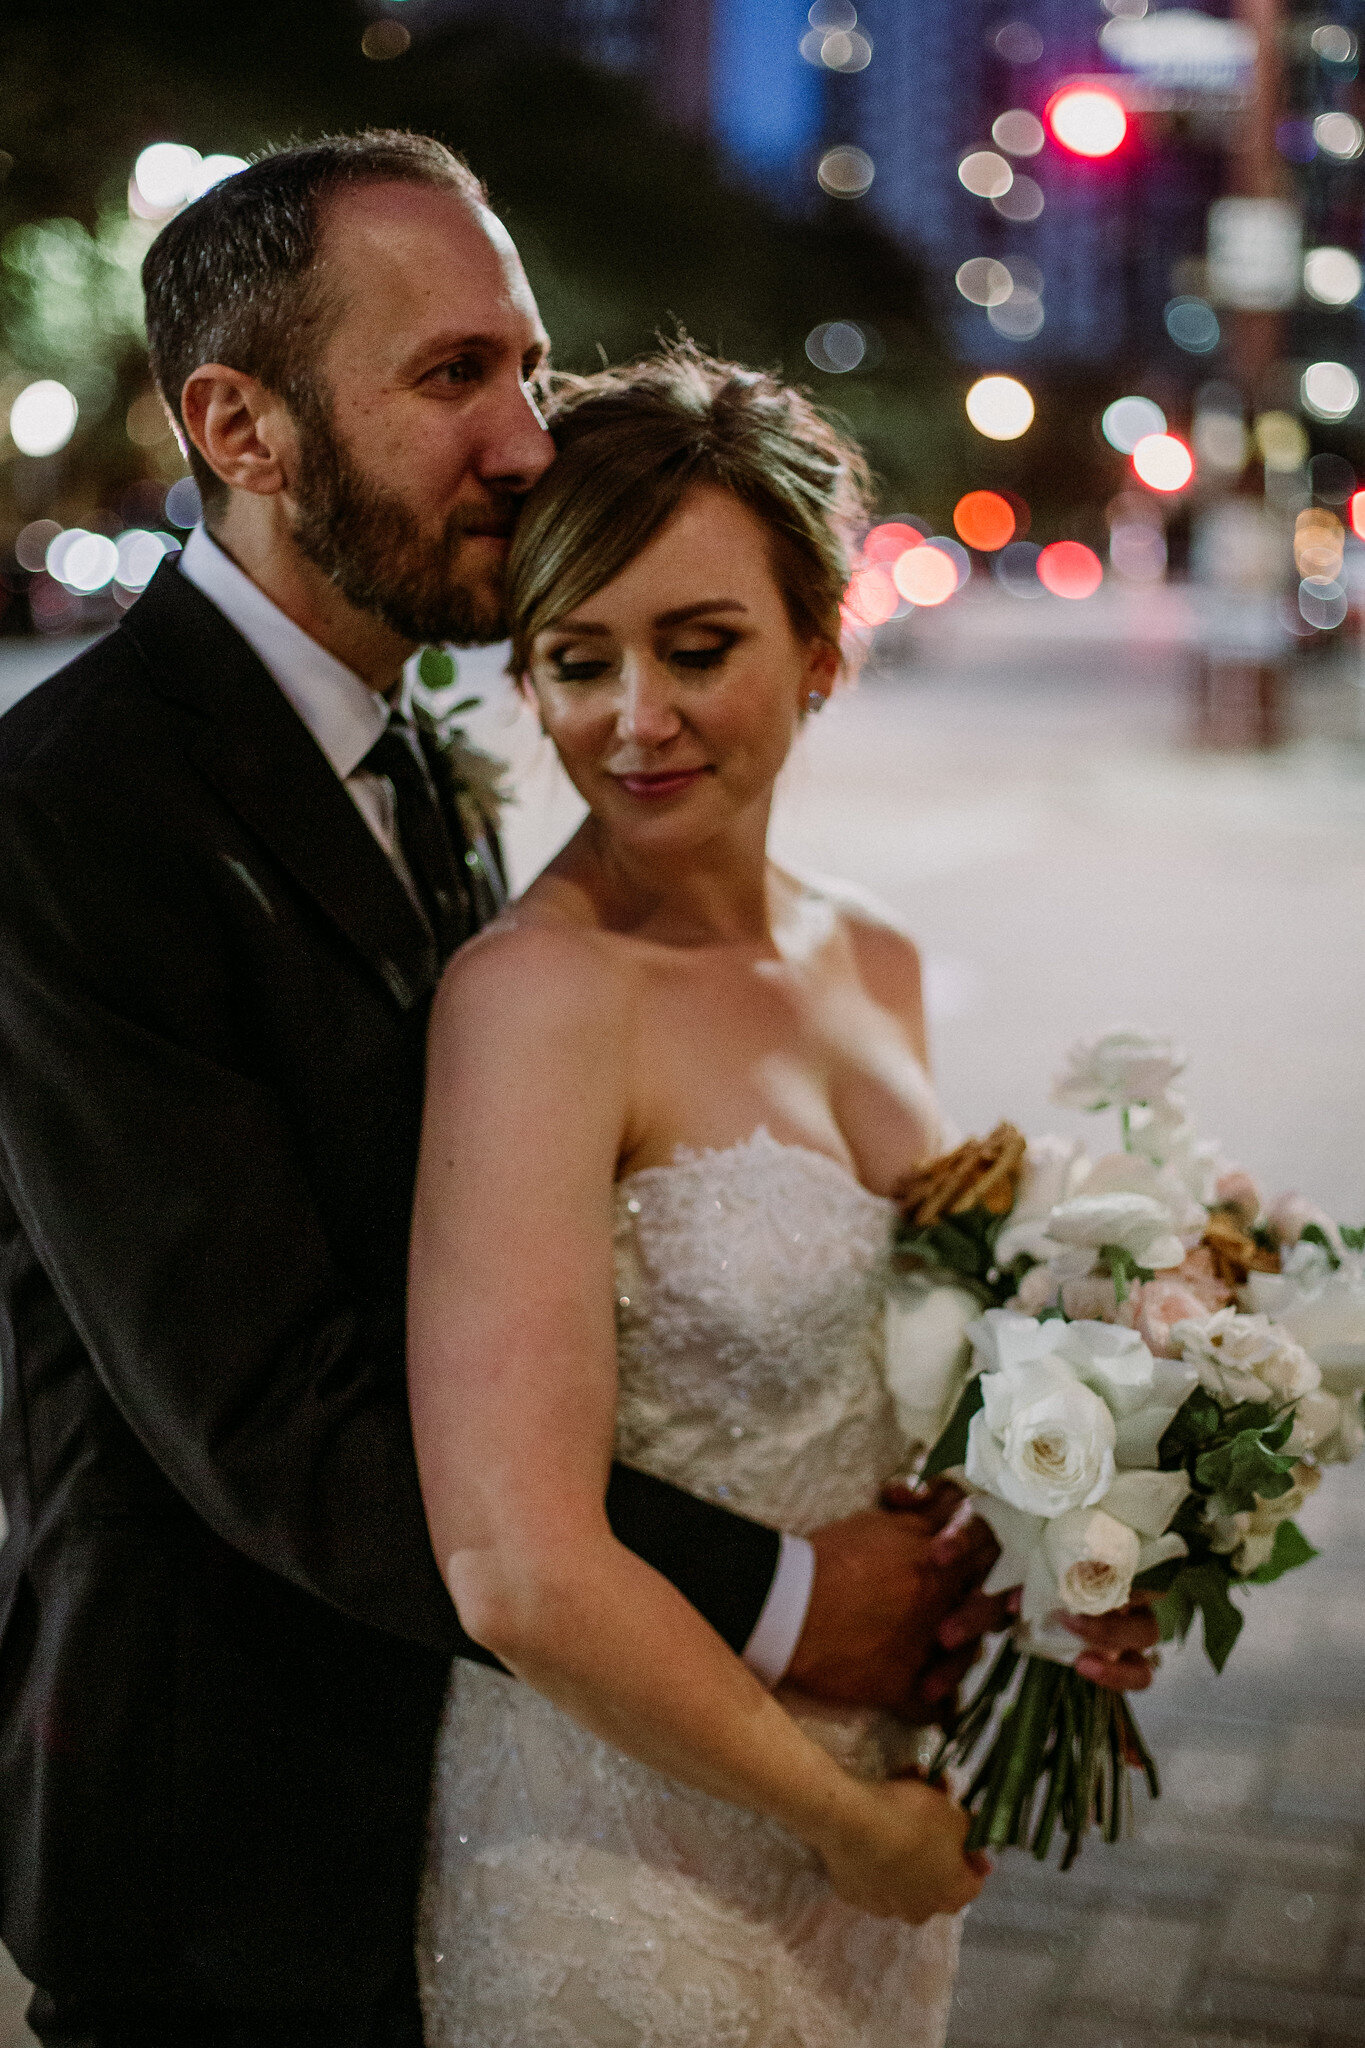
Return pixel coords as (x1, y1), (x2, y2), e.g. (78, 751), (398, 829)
(1207, 197), (1302, 310)
(1100, 9), (1256, 93)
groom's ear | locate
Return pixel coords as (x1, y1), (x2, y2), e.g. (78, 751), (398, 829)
(180, 364), (299, 502)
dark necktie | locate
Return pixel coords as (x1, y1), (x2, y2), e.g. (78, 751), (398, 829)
(360, 722), (465, 959)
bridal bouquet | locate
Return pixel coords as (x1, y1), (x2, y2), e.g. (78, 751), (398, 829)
(884, 1031), (1365, 1867)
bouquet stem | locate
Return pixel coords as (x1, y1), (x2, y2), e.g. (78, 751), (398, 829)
(932, 1642), (1160, 1867)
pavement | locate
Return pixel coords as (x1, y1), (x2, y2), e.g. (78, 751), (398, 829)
(2, 606), (1364, 2044)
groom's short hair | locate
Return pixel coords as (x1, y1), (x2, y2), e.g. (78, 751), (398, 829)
(142, 130), (487, 514)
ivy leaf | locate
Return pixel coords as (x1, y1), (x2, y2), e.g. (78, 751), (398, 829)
(923, 1376), (984, 1479)
(1194, 1424), (1297, 1516)
(1340, 1224), (1365, 1253)
(418, 645), (458, 691)
(1158, 1387), (1222, 1466)
(1300, 1223), (1341, 1270)
(1160, 1563), (1244, 1672)
(1243, 1519), (1319, 1585)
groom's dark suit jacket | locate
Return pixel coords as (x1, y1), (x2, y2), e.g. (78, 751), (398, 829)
(0, 561), (781, 2011)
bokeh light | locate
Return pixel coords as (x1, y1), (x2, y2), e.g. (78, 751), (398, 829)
(46, 529), (119, 594)
(800, 24), (872, 70)
(115, 529), (178, 590)
(1308, 452), (1356, 505)
(1303, 247), (1363, 307)
(954, 492), (1016, 550)
(958, 151), (1013, 199)
(361, 20), (412, 59)
(1299, 577), (1348, 629)
(1102, 395), (1166, 452)
(1109, 522), (1167, 582)
(1046, 87), (1127, 158)
(9, 379), (78, 457)
(14, 519), (62, 573)
(1037, 541), (1103, 599)
(164, 478), (204, 528)
(927, 536), (971, 588)
(965, 375), (1035, 440)
(1164, 297), (1220, 353)
(844, 565), (899, 626)
(992, 110), (1044, 156)
(955, 257), (1015, 307)
(1254, 410), (1309, 472)
(988, 288), (1044, 340)
(862, 521), (925, 562)
(1132, 433), (1194, 491)
(1301, 360), (1359, 422)
(805, 321), (867, 372)
(133, 143), (203, 213)
(892, 545), (959, 606)
(1312, 24), (1356, 62)
(1192, 408), (1248, 472)
(1313, 112), (1364, 160)
(1294, 508), (1345, 581)
(993, 176), (1044, 222)
(995, 21), (1044, 64)
(817, 147), (875, 197)
(994, 540), (1045, 597)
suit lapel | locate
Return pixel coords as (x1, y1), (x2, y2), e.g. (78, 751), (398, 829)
(123, 559), (440, 1011)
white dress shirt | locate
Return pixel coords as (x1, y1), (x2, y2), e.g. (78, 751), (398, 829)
(177, 525), (814, 1686)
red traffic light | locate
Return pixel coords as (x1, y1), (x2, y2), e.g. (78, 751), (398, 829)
(1046, 86), (1127, 159)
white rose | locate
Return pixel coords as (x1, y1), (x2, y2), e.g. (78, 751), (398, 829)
(966, 1308), (1068, 1377)
(1099, 1466), (1191, 1537)
(1039, 1508), (1141, 1617)
(1056, 1321), (1199, 1467)
(1314, 1389), (1365, 1465)
(1245, 1244), (1365, 1392)
(1052, 1029), (1186, 1113)
(1046, 1192), (1188, 1274)
(883, 1282), (979, 1453)
(993, 1137), (1091, 1268)
(965, 1354), (1116, 1516)
(1175, 1308), (1320, 1407)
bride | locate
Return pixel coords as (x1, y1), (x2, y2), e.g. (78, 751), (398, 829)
(407, 347), (988, 2046)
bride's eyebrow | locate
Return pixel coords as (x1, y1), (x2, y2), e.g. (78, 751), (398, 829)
(548, 601), (749, 637)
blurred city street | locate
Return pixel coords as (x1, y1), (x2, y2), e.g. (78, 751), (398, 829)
(7, 599), (1364, 2046)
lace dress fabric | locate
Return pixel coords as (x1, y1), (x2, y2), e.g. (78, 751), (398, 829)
(418, 1129), (961, 2047)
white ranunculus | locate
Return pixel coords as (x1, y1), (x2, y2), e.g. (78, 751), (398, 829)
(1244, 1242), (1365, 1393)
(1314, 1388), (1365, 1465)
(1040, 1508), (1141, 1617)
(1046, 1192), (1188, 1274)
(1055, 1320), (1200, 1467)
(993, 1137), (1092, 1268)
(1052, 1029), (1186, 1113)
(965, 1354), (1116, 1516)
(966, 1308), (1068, 1377)
(1174, 1308), (1320, 1408)
(883, 1282), (980, 1452)
(1082, 1150), (1208, 1241)
(1129, 1098), (1224, 1207)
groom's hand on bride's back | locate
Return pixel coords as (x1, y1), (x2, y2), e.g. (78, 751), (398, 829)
(785, 1479), (1003, 1718)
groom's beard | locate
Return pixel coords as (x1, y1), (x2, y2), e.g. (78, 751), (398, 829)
(287, 381), (520, 646)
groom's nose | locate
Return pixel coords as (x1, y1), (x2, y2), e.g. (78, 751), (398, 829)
(478, 371), (555, 490)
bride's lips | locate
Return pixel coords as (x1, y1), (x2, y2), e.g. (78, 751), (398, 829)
(613, 767), (710, 800)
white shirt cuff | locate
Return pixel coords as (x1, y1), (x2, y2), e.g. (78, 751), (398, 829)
(741, 1532), (815, 1688)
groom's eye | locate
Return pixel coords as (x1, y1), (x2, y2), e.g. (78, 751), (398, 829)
(427, 357), (482, 389)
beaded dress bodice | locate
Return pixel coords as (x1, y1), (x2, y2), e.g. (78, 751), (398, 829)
(419, 1131), (961, 2048)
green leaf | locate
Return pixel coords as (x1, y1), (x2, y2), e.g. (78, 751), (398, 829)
(1161, 1563), (1244, 1672)
(1300, 1223), (1342, 1270)
(1194, 1424), (1297, 1516)
(1340, 1224), (1365, 1253)
(1097, 1243), (1151, 1306)
(923, 1375), (984, 1478)
(1158, 1386), (1223, 1466)
(417, 646), (458, 691)
(1243, 1518), (1320, 1584)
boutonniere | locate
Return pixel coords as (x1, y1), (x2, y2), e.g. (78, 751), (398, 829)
(410, 646), (511, 843)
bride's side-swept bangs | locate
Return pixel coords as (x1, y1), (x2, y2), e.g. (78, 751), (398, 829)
(506, 342), (872, 678)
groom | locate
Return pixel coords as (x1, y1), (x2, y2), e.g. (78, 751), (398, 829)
(0, 132), (1150, 2045)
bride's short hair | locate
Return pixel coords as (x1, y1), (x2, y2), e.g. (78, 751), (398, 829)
(506, 342), (872, 676)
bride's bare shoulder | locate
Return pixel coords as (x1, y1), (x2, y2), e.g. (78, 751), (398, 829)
(431, 881), (639, 1050)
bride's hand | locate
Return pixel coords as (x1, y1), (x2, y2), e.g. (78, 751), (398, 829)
(812, 1775), (990, 1924)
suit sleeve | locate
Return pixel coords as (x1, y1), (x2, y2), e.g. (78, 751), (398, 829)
(0, 789), (780, 1656)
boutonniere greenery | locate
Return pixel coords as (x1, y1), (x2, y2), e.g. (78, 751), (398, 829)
(410, 646), (511, 843)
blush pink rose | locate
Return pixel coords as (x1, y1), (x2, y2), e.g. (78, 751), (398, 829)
(1215, 1168), (1262, 1226)
(1266, 1190), (1336, 1249)
(1060, 1275), (1121, 1322)
(1133, 1278), (1215, 1358)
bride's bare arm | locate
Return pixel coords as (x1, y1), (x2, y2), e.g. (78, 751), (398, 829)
(408, 924), (985, 1925)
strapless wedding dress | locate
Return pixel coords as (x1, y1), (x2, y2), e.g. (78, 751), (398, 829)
(418, 1128), (961, 2047)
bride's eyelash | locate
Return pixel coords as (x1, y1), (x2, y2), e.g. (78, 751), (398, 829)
(671, 631), (739, 670)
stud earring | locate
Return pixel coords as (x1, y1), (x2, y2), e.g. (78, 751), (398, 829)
(806, 689), (827, 714)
